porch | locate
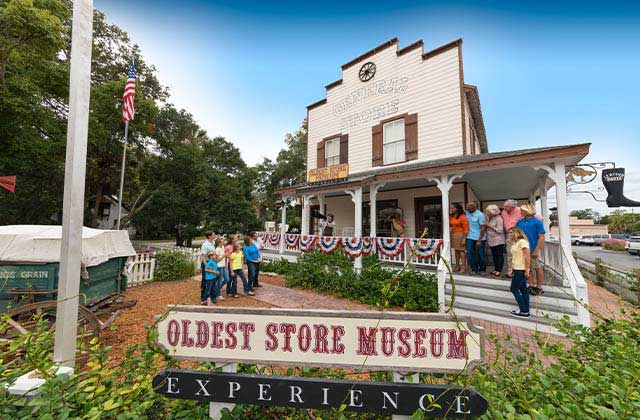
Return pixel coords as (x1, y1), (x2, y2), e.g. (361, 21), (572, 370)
(271, 143), (591, 333)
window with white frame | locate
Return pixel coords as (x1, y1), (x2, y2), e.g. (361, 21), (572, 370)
(383, 118), (405, 165)
(324, 137), (340, 167)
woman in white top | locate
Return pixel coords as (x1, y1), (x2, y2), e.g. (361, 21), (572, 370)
(482, 205), (505, 277)
(214, 238), (231, 300)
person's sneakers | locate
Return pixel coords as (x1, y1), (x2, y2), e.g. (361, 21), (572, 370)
(527, 286), (536, 294)
(510, 310), (531, 318)
(471, 271), (480, 276)
(207, 298), (216, 306)
(200, 301), (208, 306)
(478, 271), (487, 277)
(217, 295), (225, 301)
(247, 291), (255, 296)
(232, 294), (239, 298)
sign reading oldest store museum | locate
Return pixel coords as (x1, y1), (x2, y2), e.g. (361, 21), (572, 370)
(155, 307), (484, 373)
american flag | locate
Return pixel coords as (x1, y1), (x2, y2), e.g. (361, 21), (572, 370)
(121, 61), (136, 122)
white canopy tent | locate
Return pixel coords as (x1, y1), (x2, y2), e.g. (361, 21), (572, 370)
(0, 225), (136, 267)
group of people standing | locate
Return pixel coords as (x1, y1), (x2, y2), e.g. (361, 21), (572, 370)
(449, 199), (546, 318)
(199, 231), (264, 305)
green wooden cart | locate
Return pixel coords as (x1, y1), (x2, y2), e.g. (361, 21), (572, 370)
(0, 225), (137, 339)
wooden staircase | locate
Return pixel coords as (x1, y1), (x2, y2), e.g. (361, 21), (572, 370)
(445, 273), (578, 334)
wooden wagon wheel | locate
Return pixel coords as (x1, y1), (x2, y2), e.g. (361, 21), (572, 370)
(2, 300), (101, 341)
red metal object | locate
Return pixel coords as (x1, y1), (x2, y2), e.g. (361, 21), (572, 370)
(0, 176), (16, 192)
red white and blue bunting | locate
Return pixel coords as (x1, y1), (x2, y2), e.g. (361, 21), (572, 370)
(284, 234), (300, 249)
(408, 239), (443, 259)
(362, 237), (374, 256)
(317, 236), (342, 254)
(268, 232), (281, 246)
(342, 237), (363, 258)
(375, 237), (406, 257)
(300, 235), (317, 253)
(260, 232), (269, 245)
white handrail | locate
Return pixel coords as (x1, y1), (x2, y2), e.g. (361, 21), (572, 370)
(560, 244), (590, 327)
(436, 240), (449, 312)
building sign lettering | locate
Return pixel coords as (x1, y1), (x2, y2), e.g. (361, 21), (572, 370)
(332, 77), (409, 116)
(307, 163), (349, 184)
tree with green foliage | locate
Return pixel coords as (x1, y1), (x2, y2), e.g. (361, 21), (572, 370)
(254, 119), (307, 227)
(570, 208), (595, 220)
(1, 1), (260, 243)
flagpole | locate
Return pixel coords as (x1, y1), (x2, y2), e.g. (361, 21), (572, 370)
(116, 119), (128, 230)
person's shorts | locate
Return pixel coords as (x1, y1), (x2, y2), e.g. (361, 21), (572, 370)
(530, 255), (540, 270)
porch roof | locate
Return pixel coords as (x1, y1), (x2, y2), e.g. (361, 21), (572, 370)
(277, 143), (590, 201)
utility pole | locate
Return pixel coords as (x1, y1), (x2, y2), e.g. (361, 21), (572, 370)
(53, 0), (94, 368)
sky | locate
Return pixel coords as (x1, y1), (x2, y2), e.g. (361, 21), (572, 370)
(95, 0), (640, 215)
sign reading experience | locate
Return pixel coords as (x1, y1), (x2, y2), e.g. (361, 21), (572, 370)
(155, 307), (484, 373)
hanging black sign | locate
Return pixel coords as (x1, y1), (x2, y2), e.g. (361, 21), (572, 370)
(152, 369), (488, 417)
(602, 168), (640, 207)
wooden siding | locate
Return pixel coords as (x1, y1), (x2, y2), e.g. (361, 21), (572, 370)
(307, 46), (464, 175)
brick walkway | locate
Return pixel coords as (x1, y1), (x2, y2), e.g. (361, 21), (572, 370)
(248, 276), (636, 363)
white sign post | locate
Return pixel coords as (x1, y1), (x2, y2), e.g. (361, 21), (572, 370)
(53, 0), (94, 369)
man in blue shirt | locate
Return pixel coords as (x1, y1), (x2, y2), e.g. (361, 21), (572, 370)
(465, 202), (487, 275)
(516, 204), (546, 295)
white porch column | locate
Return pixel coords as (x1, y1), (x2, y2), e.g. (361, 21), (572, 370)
(539, 178), (550, 239)
(534, 163), (569, 247)
(346, 187), (363, 272)
(317, 194), (325, 236)
(279, 197), (289, 254)
(369, 183), (385, 237)
(553, 163), (571, 249)
(300, 194), (314, 235)
(529, 192), (536, 206)
(427, 174), (464, 313)
(427, 174), (464, 246)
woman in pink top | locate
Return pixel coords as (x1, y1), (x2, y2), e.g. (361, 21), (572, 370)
(224, 235), (236, 295)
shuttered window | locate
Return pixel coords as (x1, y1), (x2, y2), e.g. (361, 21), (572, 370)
(383, 119), (405, 165)
(324, 138), (340, 167)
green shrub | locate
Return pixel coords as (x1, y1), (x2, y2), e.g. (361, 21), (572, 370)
(153, 250), (196, 281)
(2, 308), (639, 419)
(261, 258), (297, 276)
(282, 250), (439, 312)
(448, 312), (640, 420)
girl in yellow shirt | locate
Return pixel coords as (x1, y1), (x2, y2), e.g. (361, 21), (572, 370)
(229, 243), (251, 297)
(509, 228), (531, 318)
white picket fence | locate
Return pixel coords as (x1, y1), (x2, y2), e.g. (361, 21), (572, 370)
(126, 245), (201, 287)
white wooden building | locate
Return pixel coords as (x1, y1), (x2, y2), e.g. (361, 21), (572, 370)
(268, 38), (590, 333)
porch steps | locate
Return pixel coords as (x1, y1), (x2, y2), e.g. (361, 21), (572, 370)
(445, 273), (578, 334)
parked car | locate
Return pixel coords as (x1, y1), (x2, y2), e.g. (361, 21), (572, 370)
(572, 235), (595, 246)
(593, 233), (626, 245)
(626, 236), (640, 255)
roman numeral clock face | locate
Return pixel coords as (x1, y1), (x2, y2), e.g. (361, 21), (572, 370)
(359, 62), (376, 82)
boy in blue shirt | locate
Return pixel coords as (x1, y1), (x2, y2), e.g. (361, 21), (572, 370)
(465, 202), (487, 275)
(203, 251), (219, 305)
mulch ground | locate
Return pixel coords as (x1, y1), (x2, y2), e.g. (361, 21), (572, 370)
(101, 276), (272, 363)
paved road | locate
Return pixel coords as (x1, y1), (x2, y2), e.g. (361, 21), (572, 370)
(572, 245), (640, 271)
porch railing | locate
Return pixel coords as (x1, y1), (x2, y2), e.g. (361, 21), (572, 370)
(258, 232), (442, 269)
(541, 241), (590, 327)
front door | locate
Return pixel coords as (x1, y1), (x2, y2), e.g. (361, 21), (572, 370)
(415, 197), (443, 238)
